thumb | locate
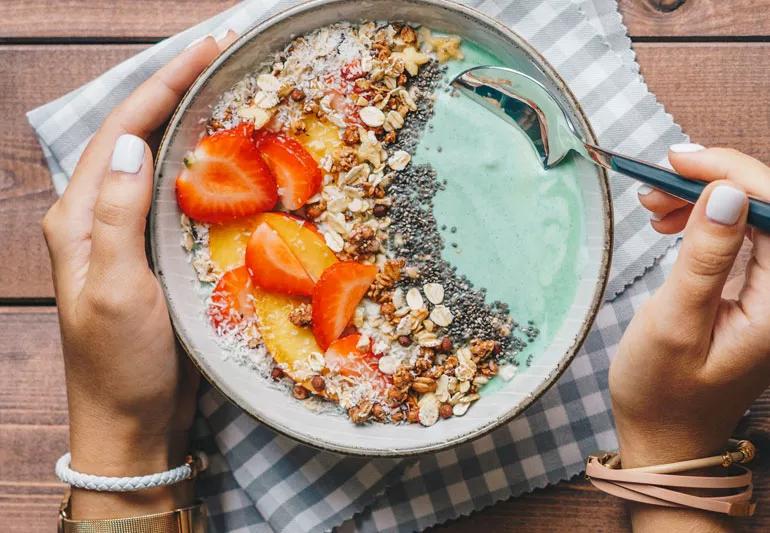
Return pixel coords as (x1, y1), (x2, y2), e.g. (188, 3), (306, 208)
(88, 134), (154, 285)
(656, 179), (748, 333)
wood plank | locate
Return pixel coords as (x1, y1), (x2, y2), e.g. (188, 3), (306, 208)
(2, 307), (770, 531)
(0, 1), (240, 39)
(3, 42), (769, 299)
(1, 1), (769, 39)
(0, 45), (145, 299)
(634, 43), (770, 163)
(619, 0), (770, 37)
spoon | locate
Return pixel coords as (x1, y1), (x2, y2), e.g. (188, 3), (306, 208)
(450, 66), (770, 232)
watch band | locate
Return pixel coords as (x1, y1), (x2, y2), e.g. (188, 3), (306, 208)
(58, 493), (207, 533)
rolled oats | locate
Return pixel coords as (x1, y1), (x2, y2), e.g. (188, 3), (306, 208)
(452, 402), (470, 417)
(423, 283), (444, 304)
(378, 355), (398, 375)
(387, 150), (411, 171)
(429, 305), (453, 327)
(360, 106), (386, 127)
(406, 287), (424, 310)
(417, 393), (440, 426)
(384, 110), (404, 131)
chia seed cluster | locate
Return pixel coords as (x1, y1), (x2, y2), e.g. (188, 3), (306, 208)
(387, 61), (538, 365)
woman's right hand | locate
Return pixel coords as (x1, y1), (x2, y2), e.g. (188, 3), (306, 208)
(610, 146), (770, 530)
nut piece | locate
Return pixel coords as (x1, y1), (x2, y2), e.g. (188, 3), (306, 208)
(271, 367), (284, 381)
(406, 287), (424, 310)
(359, 106), (385, 127)
(417, 393), (440, 426)
(423, 283), (444, 304)
(288, 303), (313, 327)
(292, 385), (309, 400)
(387, 150), (411, 171)
(411, 376), (437, 394)
(290, 88), (306, 101)
(439, 403), (453, 419)
(311, 375), (326, 391)
(397, 335), (412, 347)
(429, 305), (453, 327)
(438, 337), (453, 354)
(348, 401), (373, 425)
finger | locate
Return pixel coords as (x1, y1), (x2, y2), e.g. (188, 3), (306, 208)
(637, 185), (689, 216)
(650, 204), (693, 234)
(60, 32), (233, 222)
(87, 134), (154, 288)
(670, 147), (770, 199)
(655, 180), (748, 336)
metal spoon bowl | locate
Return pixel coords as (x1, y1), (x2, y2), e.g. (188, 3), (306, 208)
(451, 66), (770, 232)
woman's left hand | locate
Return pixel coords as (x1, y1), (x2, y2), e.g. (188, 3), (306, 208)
(42, 32), (235, 518)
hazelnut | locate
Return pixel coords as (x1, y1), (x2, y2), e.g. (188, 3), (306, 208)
(397, 73), (408, 86)
(439, 403), (453, 419)
(306, 200), (326, 220)
(311, 375), (326, 391)
(290, 88), (306, 101)
(397, 335), (412, 347)
(373, 204), (389, 218)
(292, 384), (309, 400)
(438, 337), (453, 354)
(271, 367), (285, 381)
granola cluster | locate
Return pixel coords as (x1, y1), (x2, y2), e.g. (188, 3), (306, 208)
(184, 22), (520, 427)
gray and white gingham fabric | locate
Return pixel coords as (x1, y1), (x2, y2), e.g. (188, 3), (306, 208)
(27, 1), (688, 531)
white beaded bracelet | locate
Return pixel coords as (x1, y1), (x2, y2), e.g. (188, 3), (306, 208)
(55, 451), (208, 492)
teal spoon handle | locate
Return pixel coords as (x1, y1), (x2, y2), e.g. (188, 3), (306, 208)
(584, 144), (770, 232)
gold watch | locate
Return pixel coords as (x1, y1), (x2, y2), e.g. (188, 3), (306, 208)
(58, 491), (207, 533)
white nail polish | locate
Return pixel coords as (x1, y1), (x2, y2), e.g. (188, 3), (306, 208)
(111, 134), (145, 174)
(650, 212), (663, 222)
(637, 183), (654, 196)
(213, 28), (232, 42)
(184, 33), (215, 50)
(706, 185), (745, 225)
(670, 143), (706, 153)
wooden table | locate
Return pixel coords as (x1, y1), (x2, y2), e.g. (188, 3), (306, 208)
(1, 1), (769, 530)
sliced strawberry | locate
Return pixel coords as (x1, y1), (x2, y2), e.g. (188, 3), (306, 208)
(256, 132), (322, 211)
(312, 262), (378, 349)
(245, 222), (315, 296)
(325, 334), (389, 390)
(341, 59), (366, 81)
(176, 124), (277, 223)
(209, 266), (256, 330)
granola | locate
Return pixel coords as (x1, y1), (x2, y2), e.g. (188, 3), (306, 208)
(177, 22), (534, 426)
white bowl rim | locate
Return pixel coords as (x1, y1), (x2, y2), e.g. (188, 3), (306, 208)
(150, 0), (613, 457)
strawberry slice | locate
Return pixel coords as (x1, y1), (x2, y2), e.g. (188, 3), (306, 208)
(325, 334), (389, 390)
(209, 266), (256, 330)
(245, 221), (315, 296)
(312, 262), (378, 349)
(256, 132), (322, 211)
(176, 124), (277, 223)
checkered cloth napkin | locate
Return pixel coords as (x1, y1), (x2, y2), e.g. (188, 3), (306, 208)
(28, 0), (687, 531)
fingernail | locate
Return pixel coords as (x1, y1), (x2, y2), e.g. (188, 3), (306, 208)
(637, 183), (654, 196)
(670, 143), (706, 153)
(706, 185), (746, 225)
(214, 28), (233, 42)
(650, 212), (663, 222)
(185, 33), (215, 50)
(111, 134), (145, 174)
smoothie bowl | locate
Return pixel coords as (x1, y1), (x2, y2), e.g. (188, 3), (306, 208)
(151, 0), (612, 456)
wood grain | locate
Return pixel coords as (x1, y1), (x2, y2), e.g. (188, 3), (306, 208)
(619, 0), (770, 37)
(1, 308), (769, 531)
(0, 45), (145, 299)
(1, 1), (769, 39)
(2, 42), (769, 299)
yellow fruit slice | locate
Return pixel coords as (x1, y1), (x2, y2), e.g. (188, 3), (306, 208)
(295, 117), (343, 162)
(208, 216), (260, 272)
(251, 286), (322, 375)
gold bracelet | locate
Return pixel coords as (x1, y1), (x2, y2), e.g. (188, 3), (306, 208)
(58, 491), (207, 533)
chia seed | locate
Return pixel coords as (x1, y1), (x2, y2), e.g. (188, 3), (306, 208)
(385, 61), (538, 362)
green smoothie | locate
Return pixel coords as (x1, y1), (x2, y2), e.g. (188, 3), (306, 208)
(413, 40), (586, 371)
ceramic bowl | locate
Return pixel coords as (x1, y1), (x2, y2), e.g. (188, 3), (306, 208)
(151, 0), (612, 456)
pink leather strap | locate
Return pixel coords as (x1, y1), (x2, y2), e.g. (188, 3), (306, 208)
(586, 456), (756, 517)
